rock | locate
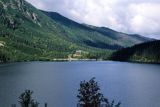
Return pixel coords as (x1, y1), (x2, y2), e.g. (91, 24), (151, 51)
(32, 13), (37, 21)
(0, 41), (5, 47)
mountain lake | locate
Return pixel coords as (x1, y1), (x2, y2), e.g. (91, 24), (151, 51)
(0, 61), (160, 107)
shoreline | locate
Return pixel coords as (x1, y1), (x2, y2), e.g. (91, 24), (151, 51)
(1, 59), (160, 65)
(110, 60), (160, 65)
(0, 58), (101, 64)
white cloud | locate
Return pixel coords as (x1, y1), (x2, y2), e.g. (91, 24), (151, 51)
(128, 3), (160, 38)
(26, 0), (160, 39)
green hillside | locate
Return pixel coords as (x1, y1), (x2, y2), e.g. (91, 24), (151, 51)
(110, 40), (160, 63)
(0, 0), (151, 62)
(42, 11), (150, 48)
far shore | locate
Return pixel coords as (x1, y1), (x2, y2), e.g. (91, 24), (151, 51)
(1, 58), (160, 65)
(0, 58), (101, 64)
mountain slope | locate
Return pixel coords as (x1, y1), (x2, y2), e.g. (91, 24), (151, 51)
(42, 11), (151, 48)
(0, 0), (151, 62)
(0, 0), (76, 62)
(110, 40), (160, 63)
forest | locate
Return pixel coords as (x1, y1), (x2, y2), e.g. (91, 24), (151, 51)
(0, 0), (151, 63)
(110, 40), (160, 63)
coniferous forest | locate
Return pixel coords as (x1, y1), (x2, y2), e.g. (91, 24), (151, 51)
(110, 40), (160, 63)
(0, 0), (151, 63)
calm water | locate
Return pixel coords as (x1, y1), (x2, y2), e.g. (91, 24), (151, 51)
(0, 61), (160, 107)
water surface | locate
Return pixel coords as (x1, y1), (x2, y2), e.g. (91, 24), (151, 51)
(0, 61), (160, 107)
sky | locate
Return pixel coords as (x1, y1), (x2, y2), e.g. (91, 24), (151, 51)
(26, 0), (160, 39)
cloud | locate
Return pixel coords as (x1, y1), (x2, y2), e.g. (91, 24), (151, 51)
(26, 0), (160, 39)
(128, 3), (160, 38)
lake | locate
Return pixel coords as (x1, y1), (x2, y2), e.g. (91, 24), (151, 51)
(0, 61), (160, 107)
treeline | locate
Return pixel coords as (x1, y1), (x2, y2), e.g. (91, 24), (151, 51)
(0, 26), (111, 62)
(11, 78), (120, 107)
(110, 40), (160, 63)
(0, 49), (10, 63)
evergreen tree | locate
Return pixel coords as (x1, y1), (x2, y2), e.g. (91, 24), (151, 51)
(19, 90), (39, 107)
(77, 77), (121, 107)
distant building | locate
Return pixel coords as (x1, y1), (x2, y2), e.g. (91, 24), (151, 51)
(73, 50), (82, 57)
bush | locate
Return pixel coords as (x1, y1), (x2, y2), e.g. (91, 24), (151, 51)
(77, 77), (121, 107)
(19, 90), (39, 107)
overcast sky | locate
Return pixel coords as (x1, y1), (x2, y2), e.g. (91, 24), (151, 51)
(26, 0), (160, 39)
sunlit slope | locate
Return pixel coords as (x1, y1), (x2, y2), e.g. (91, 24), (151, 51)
(0, 0), (151, 62)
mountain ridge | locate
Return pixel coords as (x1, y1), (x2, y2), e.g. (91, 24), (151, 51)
(42, 10), (151, 48)
(0, 0), (152, 62)
(41, 10), (153, 41)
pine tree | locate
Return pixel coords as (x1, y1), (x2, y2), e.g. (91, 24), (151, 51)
(77, 77), (121, 107)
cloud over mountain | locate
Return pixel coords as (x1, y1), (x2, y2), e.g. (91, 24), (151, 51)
(26, 0), (160, 39)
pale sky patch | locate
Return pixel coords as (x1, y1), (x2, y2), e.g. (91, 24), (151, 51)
(26, 0), (160, 39)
